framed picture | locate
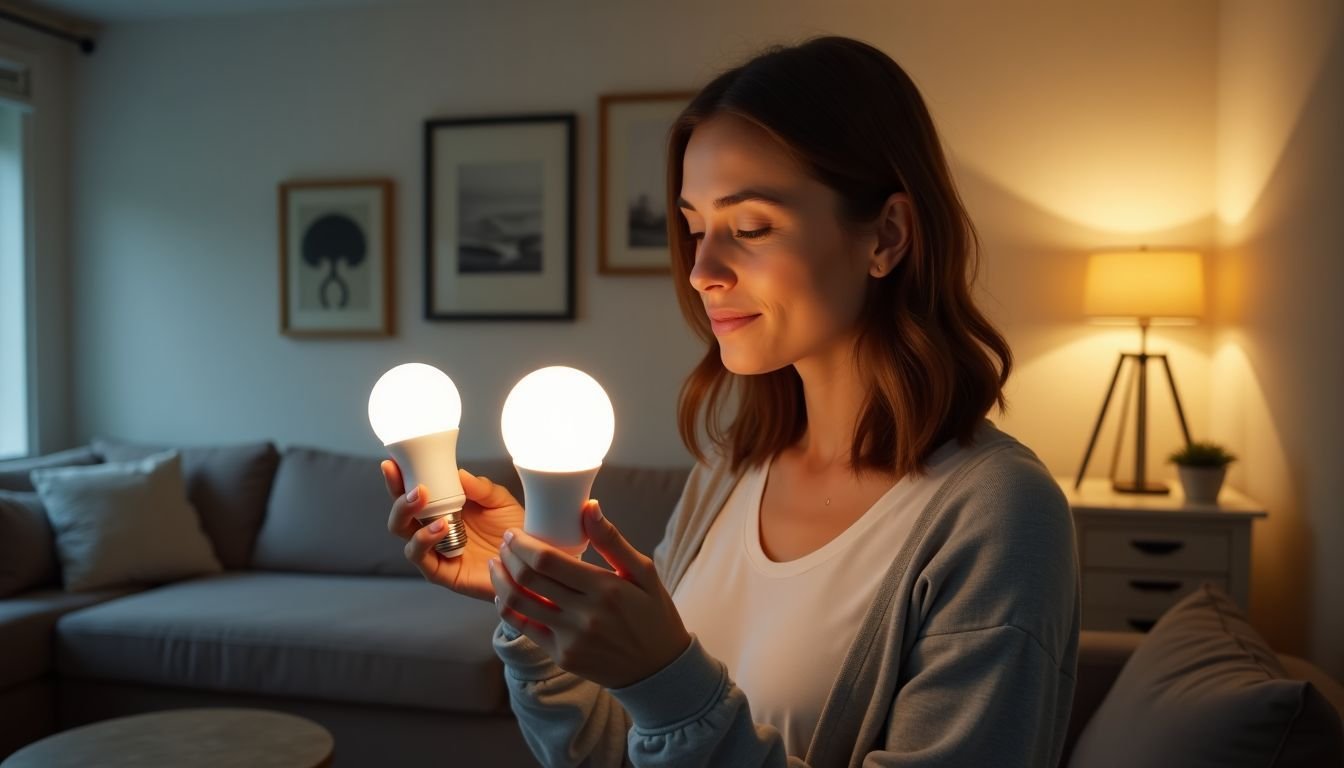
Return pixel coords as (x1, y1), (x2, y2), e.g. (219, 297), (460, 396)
(424, 113), (576, 320)
(599, 91), (695, 275)
(278, 178), (394, 337)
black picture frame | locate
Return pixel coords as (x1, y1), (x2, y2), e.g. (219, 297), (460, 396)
(423, 113), (576, 321)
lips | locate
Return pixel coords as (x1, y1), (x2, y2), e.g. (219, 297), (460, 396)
(708, 311), (760, 335)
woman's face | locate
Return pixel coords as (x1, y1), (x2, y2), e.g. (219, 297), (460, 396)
(678, 113), (878, 375)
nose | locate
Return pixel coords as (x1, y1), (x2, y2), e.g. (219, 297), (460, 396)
(688, 234), (735, 294)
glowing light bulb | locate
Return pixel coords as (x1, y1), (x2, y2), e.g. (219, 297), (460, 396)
(368, 363), (468, 558)
(501, 366), (615, 555)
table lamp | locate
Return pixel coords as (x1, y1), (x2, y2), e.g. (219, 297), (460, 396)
(1074, 248), (1203, 494)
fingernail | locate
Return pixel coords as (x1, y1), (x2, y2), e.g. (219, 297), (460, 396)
(429, 519), (444, 533)
(503, 530), (514, 545)
(407, 486), (419, 503)
(591, 501), (604, 522)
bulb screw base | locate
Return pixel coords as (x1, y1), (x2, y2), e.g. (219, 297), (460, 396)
(420, 508), (467, 559)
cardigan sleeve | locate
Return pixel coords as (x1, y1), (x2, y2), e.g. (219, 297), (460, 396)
(493, 621), (803, 767)
(855, 456), (1080, 767)
(492, 456), (807, 767)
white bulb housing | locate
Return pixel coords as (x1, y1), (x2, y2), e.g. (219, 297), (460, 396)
(368, 363), (468, 558)
(501, 366), (615, 556)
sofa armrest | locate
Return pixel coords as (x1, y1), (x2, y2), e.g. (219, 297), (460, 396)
(1064, 631), (1144, 762)
(1279, 654), (1344, 726)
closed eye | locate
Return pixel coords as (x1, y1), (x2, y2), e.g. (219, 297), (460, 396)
(688, 227), (771, 241)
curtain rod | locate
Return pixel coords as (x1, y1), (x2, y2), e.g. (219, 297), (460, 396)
(0, 7), (96, 54)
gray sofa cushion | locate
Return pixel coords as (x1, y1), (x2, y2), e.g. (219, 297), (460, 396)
(0, 588), (135, 689)
(0, 447), (101, 492)
(252, 447), (691, 577)
(1068, 583), (1344, 767)
(582, 463), (692, 569)
(55, 572), (508, 714)
(92, 438), (280, 570)
(448, 458), (690, 571)
(252, 446), (417, 577)
(0, 491), (57, 597)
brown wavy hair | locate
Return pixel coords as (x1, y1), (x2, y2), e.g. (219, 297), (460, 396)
(668, 36), (1013, 479)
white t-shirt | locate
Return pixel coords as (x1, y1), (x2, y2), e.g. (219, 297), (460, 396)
(671, 422), (989, 758)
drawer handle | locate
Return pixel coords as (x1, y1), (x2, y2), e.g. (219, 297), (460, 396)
(1127, 618), (1157, 632)
(1130, 539), (1184, 556)
(1129, 579), (1183, 593)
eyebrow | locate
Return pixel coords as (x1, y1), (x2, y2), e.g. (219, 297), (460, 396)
(676, 188), (791, 213)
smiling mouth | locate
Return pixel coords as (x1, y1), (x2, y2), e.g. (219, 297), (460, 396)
(709, 314), (760, 335)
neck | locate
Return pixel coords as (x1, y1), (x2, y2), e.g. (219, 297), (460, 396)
(789, 338), (869, 474)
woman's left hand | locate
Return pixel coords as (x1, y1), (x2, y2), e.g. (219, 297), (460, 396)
(488, 499), (692, 690)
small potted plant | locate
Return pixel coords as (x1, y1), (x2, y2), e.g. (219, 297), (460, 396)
(1167, 440), (1237, 504)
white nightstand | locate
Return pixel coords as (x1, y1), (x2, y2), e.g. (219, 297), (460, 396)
(1057, 477), (1267, 633)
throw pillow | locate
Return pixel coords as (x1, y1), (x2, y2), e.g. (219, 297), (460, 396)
(0, 490), (58, 596)
(29, 450), (223, 591)
(91, 437), (280, 569)
(1068, 583), (1343, 767)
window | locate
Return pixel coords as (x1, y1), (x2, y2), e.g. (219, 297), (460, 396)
(0, 99), (28, 458)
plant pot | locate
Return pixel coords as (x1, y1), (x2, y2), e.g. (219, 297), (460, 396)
(1177, 465), (1228, 504)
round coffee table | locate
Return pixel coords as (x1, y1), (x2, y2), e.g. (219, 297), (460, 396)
(1, 708), (333, 768)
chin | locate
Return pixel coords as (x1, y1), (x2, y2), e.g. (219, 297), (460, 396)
(718, 346), (790, 376)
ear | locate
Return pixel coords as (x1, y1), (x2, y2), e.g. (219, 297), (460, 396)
(869, 192), (913, 278)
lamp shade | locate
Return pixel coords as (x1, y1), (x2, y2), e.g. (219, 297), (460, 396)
(1083, 250), (1205, 323)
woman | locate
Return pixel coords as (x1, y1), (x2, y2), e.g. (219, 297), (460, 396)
(384, 35), (1079, 767)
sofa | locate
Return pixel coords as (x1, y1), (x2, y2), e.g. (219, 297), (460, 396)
(1, 439), (1341, 767)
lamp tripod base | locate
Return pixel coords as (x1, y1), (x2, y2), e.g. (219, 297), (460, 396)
(1111, 479), (1170, 495)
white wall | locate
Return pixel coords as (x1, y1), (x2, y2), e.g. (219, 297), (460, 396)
(1213, 0), (1344, 676)
(0, 18), (75, 457)
(68, 0), (1219, 476)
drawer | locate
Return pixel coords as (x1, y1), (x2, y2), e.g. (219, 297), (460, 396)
(1083, 571), (1228, 615)
(1082, 604), (1167, 634)
(1082, 527), (1229, 573)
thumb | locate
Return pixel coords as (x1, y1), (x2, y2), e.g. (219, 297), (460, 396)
(583, 500), (651, 586)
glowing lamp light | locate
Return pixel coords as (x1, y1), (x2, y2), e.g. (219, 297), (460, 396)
(368, 362), (468, 557)
(501, 366), (615, 556)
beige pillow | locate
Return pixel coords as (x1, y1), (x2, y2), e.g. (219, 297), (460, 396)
(29, 450), (222, 592)
(1068, 583), (1343, 767)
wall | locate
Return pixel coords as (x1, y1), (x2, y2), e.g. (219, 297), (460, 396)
(1212, 0), (1344, 677)
(0, 13), (75, 456)
(67, 0), (1218, 476)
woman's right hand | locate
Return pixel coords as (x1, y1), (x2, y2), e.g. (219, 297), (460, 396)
(382, 460), (525, 604)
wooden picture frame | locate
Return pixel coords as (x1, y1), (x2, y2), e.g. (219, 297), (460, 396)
(598, 91), (694, 275)
(278, 178), (394, 337)
(424, 113), (576, 320)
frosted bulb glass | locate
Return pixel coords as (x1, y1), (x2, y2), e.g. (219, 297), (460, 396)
(368, 363), (462, 445)
(501, 366), (615, 472)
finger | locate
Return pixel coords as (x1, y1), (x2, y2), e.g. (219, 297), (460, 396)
(386, 483), (426, 540)
(582, 501), (655, 588)
(403, 514), (453, 577)
(503, 527), (616, 595)
(497, 537), (584, 611)
(381, 460), (405, 500)
(489, 557), (562, 633)
(458, 468), (519, 509)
